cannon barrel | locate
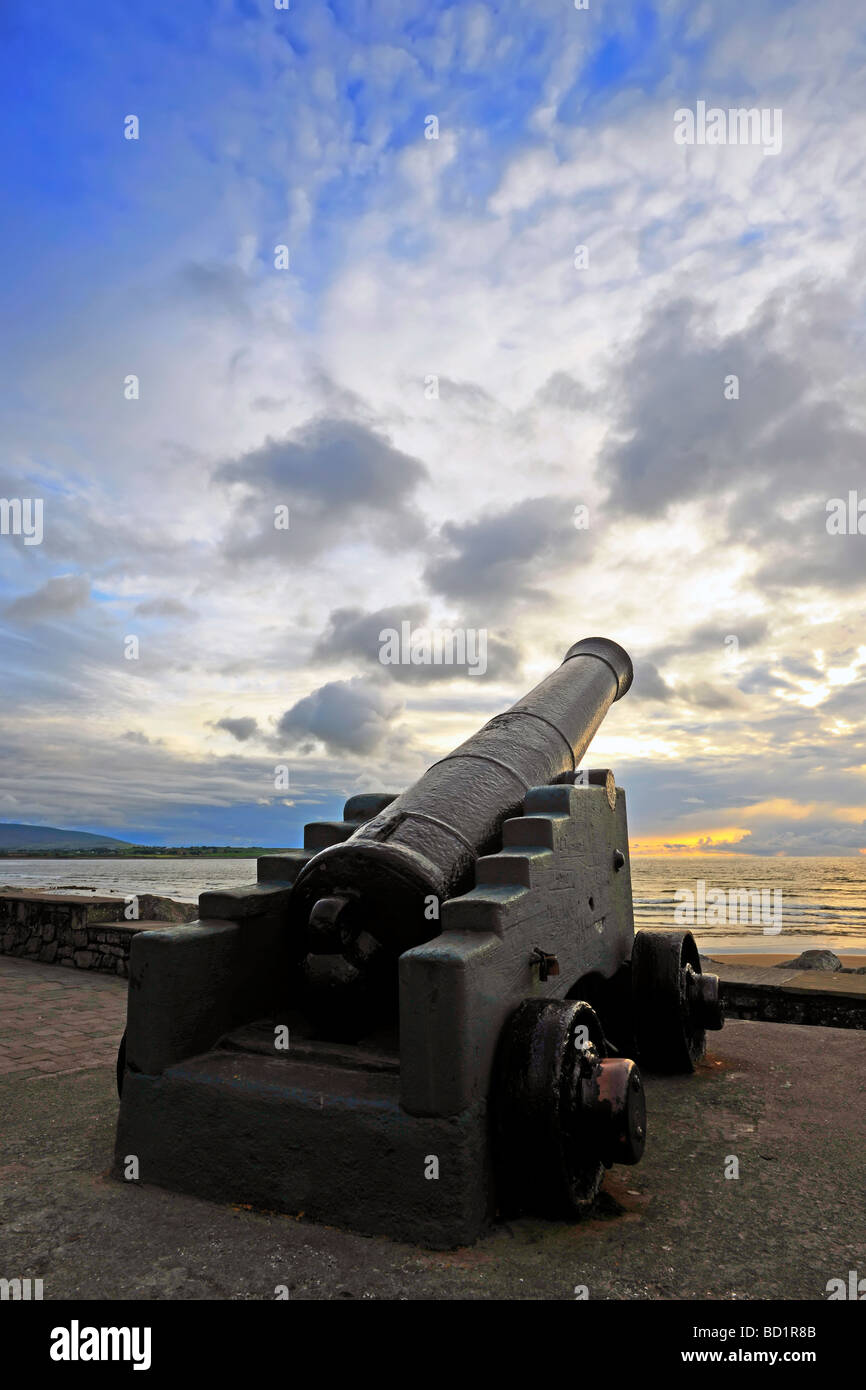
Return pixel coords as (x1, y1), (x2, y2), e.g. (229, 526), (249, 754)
(292, 637), (632, 961)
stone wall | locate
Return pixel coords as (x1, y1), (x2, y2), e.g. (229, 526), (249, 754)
(0, 892), (191, 976)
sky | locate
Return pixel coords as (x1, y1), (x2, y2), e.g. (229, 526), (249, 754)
(0, 0), (864, 854)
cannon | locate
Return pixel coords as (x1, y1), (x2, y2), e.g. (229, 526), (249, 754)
(114, 637), (723, 1246)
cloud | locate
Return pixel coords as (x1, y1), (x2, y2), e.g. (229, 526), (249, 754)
(134, 597), (194, 618)
(630, 660), (673, 702)
(599, 287), (866, 599)
(4, 574), (90, 622)
(677, 617), (769, 658)
(215, 716), (260, 742)
(214, 416), (431, 564)
(174, 262), (252, 319)
(275, 677), (403, 755)
(430, 378), (498, 411)
(312, 603), (522, 682)
(424, 496), (588, 604)
(534, 371), (595, 412)
(689, 681), (745, 711)
(313, 604), (429, 665)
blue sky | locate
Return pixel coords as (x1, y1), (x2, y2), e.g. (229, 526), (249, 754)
(1, 0), (865, 853)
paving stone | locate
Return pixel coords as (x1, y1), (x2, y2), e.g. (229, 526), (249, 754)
(0, 955), (126, 1077)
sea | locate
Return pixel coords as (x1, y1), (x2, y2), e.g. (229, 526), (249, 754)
(2, 854), (866, 954)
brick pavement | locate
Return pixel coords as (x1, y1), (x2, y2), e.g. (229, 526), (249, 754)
(0, 954), (127, 1079)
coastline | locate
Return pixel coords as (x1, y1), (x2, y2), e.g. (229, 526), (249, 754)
(3, 883), (866, 973)
(709, 950), (866, 968)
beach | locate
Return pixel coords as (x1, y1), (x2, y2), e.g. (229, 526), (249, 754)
(712, 950), (866, 967)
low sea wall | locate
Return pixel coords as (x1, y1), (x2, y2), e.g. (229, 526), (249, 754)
(0, 891), (196, 976)
(704, 953), (866, 1030)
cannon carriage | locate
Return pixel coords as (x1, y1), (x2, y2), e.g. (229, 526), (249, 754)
(114, 637), (722, 1246)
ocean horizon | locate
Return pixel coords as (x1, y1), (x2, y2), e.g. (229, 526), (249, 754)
(3, 852), (865, 953)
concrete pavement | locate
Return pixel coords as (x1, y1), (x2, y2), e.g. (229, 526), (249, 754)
(1, 954), (864, 1299)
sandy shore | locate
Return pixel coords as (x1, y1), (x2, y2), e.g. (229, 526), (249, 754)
(707, 951), (866, 969)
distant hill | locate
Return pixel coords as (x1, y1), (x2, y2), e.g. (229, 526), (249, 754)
(0, 823), (134, 851)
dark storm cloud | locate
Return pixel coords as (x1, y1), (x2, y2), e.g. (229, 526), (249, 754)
(735, 663), (798, 696)
(599, 297), (795, 515)
(687, 618), (769, 654)
(771, 655), (824, 682)
(600, 291), (866, 567)
(629, 659), (674, 702)
(631, 617), (770, 706)
(642, 619), (768, 669)
(819, 674), (866, 721)
(689, 681), (745, 711)
(313, 604), (429, 663)
(215, 416), (431, 563)
(275, 676), (402, 755)
(215, 716), (261, 742)
(311, 603), (522, 682)
(750, 512), (866, 594)
(218, 416), (426, 510)
(424, 495), (587, 603)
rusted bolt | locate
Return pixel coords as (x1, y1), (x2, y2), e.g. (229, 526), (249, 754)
(531, 947), (560, 982)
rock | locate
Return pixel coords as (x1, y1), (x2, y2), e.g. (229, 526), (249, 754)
(775, 949), (842, 972)
(39, 941), (58, 963)
(134, 894), (197, 924)
(73, 949), (96, 969)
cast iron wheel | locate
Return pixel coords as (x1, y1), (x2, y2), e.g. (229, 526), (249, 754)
(116, 1029), (126, 1099)
(493, 998), (646, 1219)
(631, 929), (712, 1073)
